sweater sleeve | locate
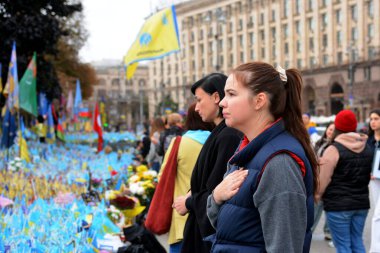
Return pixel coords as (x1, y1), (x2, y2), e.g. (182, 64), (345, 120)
(185, 131), (241, 237)
(253, 154), (307, 253)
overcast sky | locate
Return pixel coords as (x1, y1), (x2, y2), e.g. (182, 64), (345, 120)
(79, 0), (180, 63)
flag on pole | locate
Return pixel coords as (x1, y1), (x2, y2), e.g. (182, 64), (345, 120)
(0, 107), (17, 149)
(19, 52), (38, 117)
(0, 63), (3, 94)
(3, 41), (19, 109)
(52, 104), (65, 142)
(66, 89), (74, 119)
(18, 130), (30, 163)
(46, 104), (55, 140)
(38, 92), (48, 117)
(93, 103), (103, 152)
(74, 79), (82, 112)
(124, 6), (180, 79)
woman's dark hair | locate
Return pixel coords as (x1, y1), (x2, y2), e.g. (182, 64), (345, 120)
(191, 73), (228, 117)
(232, 62), (319, 196)
(314, 122), (334, 151)
(185, 103), (215, 131)
(368, 109), (380, 137)
(150, 117), (166, 137)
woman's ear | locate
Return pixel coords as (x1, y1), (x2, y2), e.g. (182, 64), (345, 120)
(254, 92), (267, 110)
(213, 92), (220, 104)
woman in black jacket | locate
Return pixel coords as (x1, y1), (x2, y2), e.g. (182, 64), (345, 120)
(172, 73), (242, 253)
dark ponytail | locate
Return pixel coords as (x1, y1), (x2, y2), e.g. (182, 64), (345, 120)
(284, 69), (319, 196)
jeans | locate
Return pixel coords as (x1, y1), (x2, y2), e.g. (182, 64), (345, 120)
(312, 201), (331, 235)
(170, 241), (183, 253)
(326, 209), (368, 253)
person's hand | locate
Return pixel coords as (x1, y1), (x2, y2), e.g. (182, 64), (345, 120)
(213, 168), (248, 205)
(173, 195), (189, 216)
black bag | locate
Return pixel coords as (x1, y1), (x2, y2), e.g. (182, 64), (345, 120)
(117, 244), (147, 253)
(122, 225), (166, 253)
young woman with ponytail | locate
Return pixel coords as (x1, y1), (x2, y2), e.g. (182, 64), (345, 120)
(206, 62), (318, 253)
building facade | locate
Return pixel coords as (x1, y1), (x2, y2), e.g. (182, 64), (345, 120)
(91, 64), (150, 129)
(147, 0), (380, 120)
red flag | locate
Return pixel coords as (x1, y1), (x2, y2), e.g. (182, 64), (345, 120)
(93, 103), (103, 152)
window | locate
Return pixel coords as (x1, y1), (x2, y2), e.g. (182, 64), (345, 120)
(309, 56), (315, 67)
(228, 38), (233, 49)
(190, 32), (194, 42)
(260, 30), (265, 41)
(272, 44), (276, 58)
(337, 31), (342, 46)
(283, 24), (288, 37)
(261, 47), (265, 58)
(296, 0), (301, 14)
(368, 0), (374, 18)
(368, 24), (374, 39)
(239, 19), (243, 30)
(285, 42), (289, 54)
(200, 45), (204, 54)
(199, 30), (203, 40)
(283, 0), (289, 17)
(249, 32), (254, 45)
(364, 67), (371, 80)
(201, 59), (205, 67)
(321, 0), (328, 7)
(308, 0), (313, 11)
(250, 49), (255, 60)
(323, 34), (328, 48)
(351, 27), (358, 41)
(260, 13), (264, 25)
(323, 55), (329, 65)
(297, 40), (301, 53)
(309, 38), (314, 51)
(190, 46), (194, 55)
(308, 17), (315, 32)
(229, 54), (233, 66)
(351, 5), (357, 21)
(297, 58), (302, 69)
(239, 35), (244, 47)
(337, 52), (343, 65)
(271, 27), (276, 40)
(240, 52), (244, 62)
(321, 13), (328, 28)
(336, 10), (341, 24)
(295, 21), (301, 35)
(284, 60), (289, 69)
(272, 9), (276, 21)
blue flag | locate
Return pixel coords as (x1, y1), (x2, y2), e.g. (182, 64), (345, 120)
(3, 41), (19, 109)
(38, 92), (48, 116)
(0, 107), (17, 149)
(74, 79), (82, 115)
(46, 104), (54, 139)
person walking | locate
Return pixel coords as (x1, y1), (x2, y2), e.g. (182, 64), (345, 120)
(368, 109), (380, 253)
(312, 122), (335, 245)
(158, 103), (214, 253)
(316, 109), (373, 253)
(172, 73), (242, 253)
(207, 62), (318, 253)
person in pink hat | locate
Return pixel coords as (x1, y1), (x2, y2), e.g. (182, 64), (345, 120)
(316, 109), (373, 253)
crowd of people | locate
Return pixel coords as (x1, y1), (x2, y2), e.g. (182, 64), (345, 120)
(133, 62), (379, 253)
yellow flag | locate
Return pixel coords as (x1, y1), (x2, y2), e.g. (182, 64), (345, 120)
(124, 6), (180, 80)
(19, 131), (31, 163)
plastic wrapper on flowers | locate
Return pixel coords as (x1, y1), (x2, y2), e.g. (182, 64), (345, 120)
(105, 190), (145, 220)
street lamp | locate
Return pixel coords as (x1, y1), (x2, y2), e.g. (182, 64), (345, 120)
(346, 41), (358, 108)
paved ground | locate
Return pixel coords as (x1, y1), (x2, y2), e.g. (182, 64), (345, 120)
(157, 201), (374, 253)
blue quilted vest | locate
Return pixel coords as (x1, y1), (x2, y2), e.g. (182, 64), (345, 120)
(211, 120), (314, 253)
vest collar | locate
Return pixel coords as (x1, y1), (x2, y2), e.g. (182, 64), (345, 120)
(230, 118), (286, 166)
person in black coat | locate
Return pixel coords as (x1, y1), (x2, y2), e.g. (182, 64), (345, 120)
(172, 73), (242, 253)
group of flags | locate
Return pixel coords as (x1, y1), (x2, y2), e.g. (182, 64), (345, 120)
(0, 42), (103, 158)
